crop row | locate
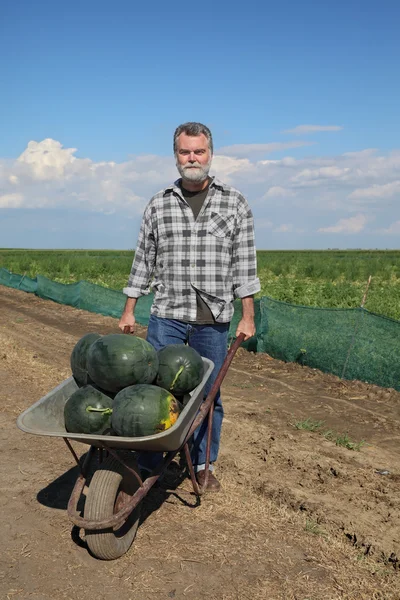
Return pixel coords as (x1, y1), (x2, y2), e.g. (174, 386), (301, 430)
(1, 249), (399, 320)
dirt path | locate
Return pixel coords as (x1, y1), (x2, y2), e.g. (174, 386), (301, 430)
(1, 285), (400, 600)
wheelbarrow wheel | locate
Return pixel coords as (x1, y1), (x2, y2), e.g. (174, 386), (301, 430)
(84, 453), (142, 560)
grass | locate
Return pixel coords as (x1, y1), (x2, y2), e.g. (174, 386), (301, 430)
(294, 418), (324, 432)
(1, 249), (400, 319)
(257, 249), (400, 320)
(324, 430), (365, 451)
(293, 418), (365, 451)
(305, 518), (326, 536)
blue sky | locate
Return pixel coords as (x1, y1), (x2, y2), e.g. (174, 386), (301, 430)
(1, 0), (400, 249)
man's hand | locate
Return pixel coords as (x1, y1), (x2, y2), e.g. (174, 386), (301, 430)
(236, 317), (256, 341)
(119, 312), (136, 333)
(119, 297), (138, 333)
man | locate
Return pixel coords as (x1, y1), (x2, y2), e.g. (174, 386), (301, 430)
(119, 122), (260, 491)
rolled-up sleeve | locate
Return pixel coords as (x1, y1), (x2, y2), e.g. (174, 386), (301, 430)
(123, 205), (157, 298)
(231, 198), (261, 299)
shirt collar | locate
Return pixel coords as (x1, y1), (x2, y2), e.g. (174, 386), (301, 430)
(164, 176), (228, 196)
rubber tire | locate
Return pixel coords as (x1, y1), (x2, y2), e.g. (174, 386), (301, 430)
(84, 453), (142, 560)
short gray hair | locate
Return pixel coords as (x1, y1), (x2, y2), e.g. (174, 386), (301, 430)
(173, 122), (213, 155)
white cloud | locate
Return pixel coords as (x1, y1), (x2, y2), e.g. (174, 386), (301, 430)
(1, 138), (400, 248)
(283, 125), (343, 135)
(1, 139), (178, 215)
(211, 155), (252, 182)
(18, 139), (77, 180)
(349, 180), (400, 199)
(318, 214), (369, 234)
(216, 141), (314, 157)
(378, 220), (400, 234)
(263, 186), (295, 198)
(0, 193), (24, 208)
(292, 166), (351, 186)
(274, 223), (294, 233)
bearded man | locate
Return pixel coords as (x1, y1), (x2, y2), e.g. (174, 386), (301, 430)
(119, 122), (260, 491)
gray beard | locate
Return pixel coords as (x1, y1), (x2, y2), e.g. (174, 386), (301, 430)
(176, 159), (212, 184)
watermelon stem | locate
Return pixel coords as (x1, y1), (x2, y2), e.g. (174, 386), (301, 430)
(170, 365), (185, 391)
(86, 406), (113, 415)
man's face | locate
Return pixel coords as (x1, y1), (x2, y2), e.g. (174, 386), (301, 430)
(175, 133), (212, 183)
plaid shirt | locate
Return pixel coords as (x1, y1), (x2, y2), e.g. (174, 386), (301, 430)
(123, 176), (260, 323)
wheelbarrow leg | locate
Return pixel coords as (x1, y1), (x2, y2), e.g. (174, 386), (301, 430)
(183, 443), (201, 496)
(63, 438), (96, 478)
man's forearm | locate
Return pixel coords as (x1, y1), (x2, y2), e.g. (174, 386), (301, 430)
(236, 296), (256, 340)
(241, 296), (255, 320)
(122, 296), (137, 316)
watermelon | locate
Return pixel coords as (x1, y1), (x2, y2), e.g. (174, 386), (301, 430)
(111, 384), (182, 437)
(70, 333), (102, 386)
(156, 344), (204, 395)
(64, 385), (113, 434)
(87, 334), (159, 393)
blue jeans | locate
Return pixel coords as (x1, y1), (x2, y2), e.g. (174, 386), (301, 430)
(140, 314), (229, 473)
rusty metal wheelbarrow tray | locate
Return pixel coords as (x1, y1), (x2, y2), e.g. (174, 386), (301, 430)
(16, 357), (214, 452)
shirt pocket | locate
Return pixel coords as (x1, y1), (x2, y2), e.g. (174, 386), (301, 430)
(207, 212), (235, 238)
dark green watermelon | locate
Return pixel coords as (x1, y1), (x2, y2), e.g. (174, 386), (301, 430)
(111, 384), (182, 437)
(64, 385), (113, 434)
(87, 334), (159, 393)
(156, 344), (204, 395)
(70, 332), (102, 386)
(90, 384), (117, 400)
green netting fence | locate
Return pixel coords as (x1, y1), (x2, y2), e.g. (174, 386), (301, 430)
(1, 267), (399, 391)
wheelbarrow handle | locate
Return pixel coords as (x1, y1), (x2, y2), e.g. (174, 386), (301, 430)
(186, 332), (245, 439)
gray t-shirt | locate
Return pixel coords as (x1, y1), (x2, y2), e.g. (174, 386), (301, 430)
(180, 180), (216, 324)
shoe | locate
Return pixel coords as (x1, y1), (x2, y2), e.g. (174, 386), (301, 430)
(196, 470), (221, 492)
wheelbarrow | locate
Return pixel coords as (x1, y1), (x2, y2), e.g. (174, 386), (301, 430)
(16, 333), (245, 560)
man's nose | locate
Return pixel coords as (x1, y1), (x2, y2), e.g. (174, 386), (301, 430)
(188, 152), (196, 162)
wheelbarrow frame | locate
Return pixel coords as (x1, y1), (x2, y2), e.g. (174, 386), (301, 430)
(17, 333), (245, 556)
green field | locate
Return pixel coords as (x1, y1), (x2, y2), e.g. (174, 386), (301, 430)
(1, 248), (399, 320)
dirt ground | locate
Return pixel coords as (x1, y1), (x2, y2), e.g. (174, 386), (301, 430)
(1, 285), (400, 600)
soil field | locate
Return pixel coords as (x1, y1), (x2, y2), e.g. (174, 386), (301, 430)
(1, 285), (400, 600)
